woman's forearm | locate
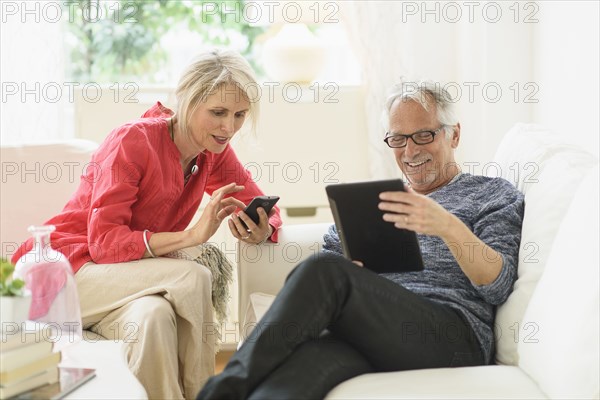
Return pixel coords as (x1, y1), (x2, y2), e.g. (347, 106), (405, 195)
(144, 230), (201, 258)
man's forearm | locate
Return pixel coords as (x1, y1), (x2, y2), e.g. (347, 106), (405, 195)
(440, 214), (503, 286)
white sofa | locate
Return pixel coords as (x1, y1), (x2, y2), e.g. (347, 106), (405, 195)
(237, 124), (600, 399)
(1, 140), (147, 399)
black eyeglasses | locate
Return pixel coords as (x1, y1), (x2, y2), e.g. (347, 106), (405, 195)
(383, 126), (447, 148)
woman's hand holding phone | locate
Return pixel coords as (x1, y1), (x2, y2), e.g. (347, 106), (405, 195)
(229, 196), (279, 244)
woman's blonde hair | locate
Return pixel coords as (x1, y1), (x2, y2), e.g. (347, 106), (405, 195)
(175, 49), (260, 137)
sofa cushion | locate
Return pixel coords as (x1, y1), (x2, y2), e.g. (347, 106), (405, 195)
(518, 166), (599, 399)
(0, 140), (98, 258)
(325, 365), (547, 399)
(492, 123), (598, 365)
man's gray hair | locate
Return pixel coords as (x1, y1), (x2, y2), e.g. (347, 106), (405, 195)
(384, 80), (459, 138)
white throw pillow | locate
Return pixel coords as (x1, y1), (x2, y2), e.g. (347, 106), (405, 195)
(492, 123), (598, 365)
(518, 166), (599, 399)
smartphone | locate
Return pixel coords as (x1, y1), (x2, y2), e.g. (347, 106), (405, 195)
(241, 195), (280, 228)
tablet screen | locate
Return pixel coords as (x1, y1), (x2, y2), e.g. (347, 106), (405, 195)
(326, 179), (424, 273)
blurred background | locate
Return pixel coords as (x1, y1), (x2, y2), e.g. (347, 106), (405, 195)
(2, 1), (598, 167)
(3, 0), (599, 229)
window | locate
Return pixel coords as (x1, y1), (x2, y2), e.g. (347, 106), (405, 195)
(64, 0), (360, 85)
(64, 0), (266, 84)
(0, 1), (360, 144)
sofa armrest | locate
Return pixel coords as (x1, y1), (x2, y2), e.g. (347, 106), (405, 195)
(237, 222), (332, 326)
(1, 140), (98, 256)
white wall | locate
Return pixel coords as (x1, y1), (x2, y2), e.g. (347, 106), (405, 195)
(532, 1), (599, 157)
(0, 7), (69, 145)
(342, 1), (598, 180)
(454, 0), (600, 165)
(453, 5), (535, 171)
(341, 1), (538, 178)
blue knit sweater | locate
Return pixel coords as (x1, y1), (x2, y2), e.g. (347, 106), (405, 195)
(323, 173), (524, 364)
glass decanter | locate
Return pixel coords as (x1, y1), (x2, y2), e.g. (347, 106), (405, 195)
(14, 225), (82, 352)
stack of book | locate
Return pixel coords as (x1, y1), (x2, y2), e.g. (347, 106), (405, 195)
(0, 325), (60, 399)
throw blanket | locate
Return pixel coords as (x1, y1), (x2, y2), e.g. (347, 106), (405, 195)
(165, 243), (234, 326)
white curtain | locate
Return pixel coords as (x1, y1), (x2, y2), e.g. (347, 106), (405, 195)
(1, 10), (68, 145)
(339, 1), (535, 178)
(339, 1), (407, 179)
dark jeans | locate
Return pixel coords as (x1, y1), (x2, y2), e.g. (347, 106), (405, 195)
(198, 253), (483, 399)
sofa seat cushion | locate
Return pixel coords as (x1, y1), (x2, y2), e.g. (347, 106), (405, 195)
(325, 366), (547, 399)
(243, 294), (550, 399)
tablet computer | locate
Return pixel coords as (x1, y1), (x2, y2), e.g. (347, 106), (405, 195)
(325, 179), (424, 273)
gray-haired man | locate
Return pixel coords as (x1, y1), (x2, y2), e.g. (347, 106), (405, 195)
(199, 82), (524, 399)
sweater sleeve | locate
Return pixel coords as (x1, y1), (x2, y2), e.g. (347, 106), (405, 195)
(322, 224), (344, 256)
(470, 179), (525, 305)
(86, 128), (148, 264)
(205, 145), (282, 242)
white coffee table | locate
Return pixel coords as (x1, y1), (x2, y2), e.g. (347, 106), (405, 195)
(60, 340), (147, 399)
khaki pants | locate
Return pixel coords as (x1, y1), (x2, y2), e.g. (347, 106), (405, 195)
(76, 248), (216, 400)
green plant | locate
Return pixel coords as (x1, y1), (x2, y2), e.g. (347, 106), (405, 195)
(64, 0), (267, 83)
(0, 258), (25, 297)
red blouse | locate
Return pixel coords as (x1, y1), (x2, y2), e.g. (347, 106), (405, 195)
(12, 103), (282, 273)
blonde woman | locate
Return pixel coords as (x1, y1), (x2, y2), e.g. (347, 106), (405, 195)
(13, 49), (282, 399)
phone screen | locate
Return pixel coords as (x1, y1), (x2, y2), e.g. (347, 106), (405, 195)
(242, 195), (280, 226)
